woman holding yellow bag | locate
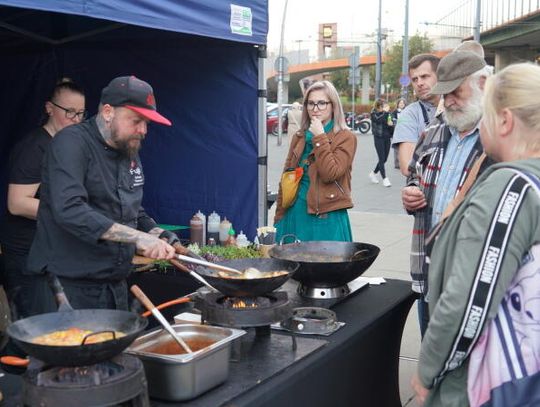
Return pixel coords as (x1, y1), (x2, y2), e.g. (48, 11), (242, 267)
(274, 80), (357, 243)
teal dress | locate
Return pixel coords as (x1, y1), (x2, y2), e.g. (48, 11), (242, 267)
(276, 121), (353, 244)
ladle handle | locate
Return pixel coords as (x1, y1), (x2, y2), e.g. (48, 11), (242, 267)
(130, 285), (193, 353)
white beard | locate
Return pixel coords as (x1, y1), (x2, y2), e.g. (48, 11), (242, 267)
(443, 87), (483, 132)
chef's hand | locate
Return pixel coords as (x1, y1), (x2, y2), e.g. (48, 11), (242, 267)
(402, 186), (427, 212)
(308, 117), (325, 136)
(136, 233), (175, 260)
(411, 373), (429, 406)
(159, 230), (181, 246)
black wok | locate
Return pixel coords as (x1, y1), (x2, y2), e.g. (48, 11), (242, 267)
(6, 274), (147, 366)
(269, 241), (380, 288)
(195, 258), (298, 297)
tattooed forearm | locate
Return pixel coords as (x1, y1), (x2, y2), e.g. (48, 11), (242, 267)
(148, 227), (164, 237)
(101, 223), (143, 243)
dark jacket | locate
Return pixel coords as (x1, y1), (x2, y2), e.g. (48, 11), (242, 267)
(28, 118), (157, 281)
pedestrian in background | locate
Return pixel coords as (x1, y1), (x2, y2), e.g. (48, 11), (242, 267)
(413, 62), (540, 407)
(369, 99), (393, 187)
(392, 54), (440, 176)
(403, 51), (491, 338)
(274, 80), (356, 243)
(287, 101), (303, 141)
(391, 98), (407, 169)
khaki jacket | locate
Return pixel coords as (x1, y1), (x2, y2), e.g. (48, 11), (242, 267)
(274, 128), (356, 222)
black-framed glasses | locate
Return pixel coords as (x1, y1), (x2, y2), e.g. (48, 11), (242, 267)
(307, 100), (332, 111)
(50, 101), (87, 120)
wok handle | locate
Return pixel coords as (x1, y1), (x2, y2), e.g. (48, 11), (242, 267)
(279, 234), (301, 245)
(46, 272), (74, 312)
(0, 356), (29, 367)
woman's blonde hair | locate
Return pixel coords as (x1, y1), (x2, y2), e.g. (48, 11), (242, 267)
(300, 80), (349, 133)
(483, 63), (540, 157)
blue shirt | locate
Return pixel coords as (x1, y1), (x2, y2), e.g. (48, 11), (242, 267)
(392, 100), (437, 146)
(431, 125), (480, 226)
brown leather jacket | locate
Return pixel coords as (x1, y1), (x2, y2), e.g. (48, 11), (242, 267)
(274, 128), (357, 222)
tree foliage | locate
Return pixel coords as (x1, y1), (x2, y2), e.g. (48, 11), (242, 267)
(382, 34), (434, 91)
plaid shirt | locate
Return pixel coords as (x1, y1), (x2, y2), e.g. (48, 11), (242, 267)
(406, 115), (484, 294)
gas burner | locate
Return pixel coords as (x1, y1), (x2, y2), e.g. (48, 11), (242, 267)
(195, 291), (292, 329)
(280, 307), (341, 335)
(297, 284), (351, 299)
(296, 277), (370, 299)
(23, 354), (149, 406)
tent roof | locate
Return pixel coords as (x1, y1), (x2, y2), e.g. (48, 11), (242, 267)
(0, 0), (268, 45)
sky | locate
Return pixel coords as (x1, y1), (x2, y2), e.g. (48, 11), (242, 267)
(267, 0), (465, 56)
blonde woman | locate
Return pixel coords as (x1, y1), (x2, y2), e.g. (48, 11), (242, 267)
(274, 80), (357, 243)
(413, 63), (540, 406)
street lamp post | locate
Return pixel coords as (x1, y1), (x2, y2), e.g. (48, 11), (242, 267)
(401, 0), (409, 101)
(375, 0), (382, 100)
(473, 0), (481, 41)
(277, 0), (289, 147)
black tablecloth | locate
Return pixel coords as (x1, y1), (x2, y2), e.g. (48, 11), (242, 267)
(230, 279), (416, 407)
(0, 278), (416, 407)
(153, 278), (416, 407)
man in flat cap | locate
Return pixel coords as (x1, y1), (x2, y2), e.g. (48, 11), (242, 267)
(27, 76), (178, 311)
(400, 51), (492, 337)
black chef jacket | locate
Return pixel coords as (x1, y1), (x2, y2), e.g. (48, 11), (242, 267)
(27, 117), (157, 281)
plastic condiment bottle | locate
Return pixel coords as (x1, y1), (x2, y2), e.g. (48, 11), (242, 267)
(207, 211), (221, 245)
(190, 214), (203, 247)
(195, 210), (206, 247)
(236, 231), (249, 248)
(225, 228), (237, 247)
(219, 217), (232, 245)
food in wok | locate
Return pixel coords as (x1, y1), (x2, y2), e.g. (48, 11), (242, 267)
(217, 267), (289, 279)
(32, 327), (126, 346)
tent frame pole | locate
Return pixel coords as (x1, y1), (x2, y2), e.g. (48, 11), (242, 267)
(257, 44), (268, 228)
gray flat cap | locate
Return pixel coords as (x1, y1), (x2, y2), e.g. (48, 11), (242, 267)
(431, 51), (486, 95)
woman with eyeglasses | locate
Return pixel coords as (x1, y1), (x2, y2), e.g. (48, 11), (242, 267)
(274, 80), (357, 243)
(1, 78), (85, 322)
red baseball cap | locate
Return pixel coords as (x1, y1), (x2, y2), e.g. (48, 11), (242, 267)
(100, 76), (172, 126)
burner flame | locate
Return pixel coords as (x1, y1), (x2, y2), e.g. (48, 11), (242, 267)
(230, 299), (258, 309)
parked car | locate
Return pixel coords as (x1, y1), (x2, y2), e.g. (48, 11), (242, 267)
(266, 104), (291, 136)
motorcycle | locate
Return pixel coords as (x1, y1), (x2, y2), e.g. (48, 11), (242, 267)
(345, 112), (371, 134)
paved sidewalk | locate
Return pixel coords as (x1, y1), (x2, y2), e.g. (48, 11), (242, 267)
(267, 131), (421, 406)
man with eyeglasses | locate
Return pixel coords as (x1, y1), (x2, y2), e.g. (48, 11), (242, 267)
(1, 78), (85, 325)
(26, 76), (180, 311)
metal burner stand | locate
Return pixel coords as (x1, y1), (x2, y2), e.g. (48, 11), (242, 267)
(296, 276), (370, 300)
(194, 290), (297, 351)
(23, 354), (149, 407)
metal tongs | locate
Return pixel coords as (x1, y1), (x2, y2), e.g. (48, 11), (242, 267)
(175, 254), (243, 275)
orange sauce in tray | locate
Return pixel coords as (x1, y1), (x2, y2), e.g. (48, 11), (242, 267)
(147, 338), (216, 355)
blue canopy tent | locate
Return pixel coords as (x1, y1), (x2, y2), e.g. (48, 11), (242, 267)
(0, 0), (269, 240)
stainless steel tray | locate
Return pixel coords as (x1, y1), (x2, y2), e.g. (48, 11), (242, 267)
(126, 324), (245, 401)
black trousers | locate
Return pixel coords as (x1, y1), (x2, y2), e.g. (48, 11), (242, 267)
(58, 277), (129, 310)
(372, 136), (392, 179)
(2, 249), (56, 320)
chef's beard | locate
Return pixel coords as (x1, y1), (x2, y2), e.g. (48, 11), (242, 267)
(443, 86), (483, 132)
(110, 128), (143, 159)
